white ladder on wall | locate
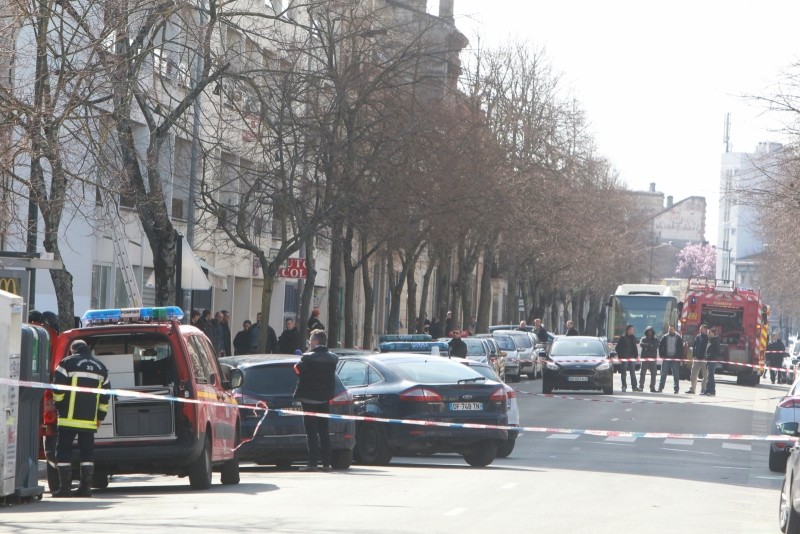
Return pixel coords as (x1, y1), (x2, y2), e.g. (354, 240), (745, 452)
(101, 188), (143, 307)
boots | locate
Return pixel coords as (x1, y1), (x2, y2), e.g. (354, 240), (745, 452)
(52, 465), (72, 498)
(75, 464), (94, 497)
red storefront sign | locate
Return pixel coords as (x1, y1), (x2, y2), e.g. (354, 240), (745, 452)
(278, 258), (308, 278)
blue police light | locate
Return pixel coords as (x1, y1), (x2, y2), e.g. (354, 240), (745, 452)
(82, 306), (184, 326)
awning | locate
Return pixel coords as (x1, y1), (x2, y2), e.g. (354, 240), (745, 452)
(144, 236), (212, 291)
(196, 258), (229, 291)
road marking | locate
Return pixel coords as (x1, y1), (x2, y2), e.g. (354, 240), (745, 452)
(712, 465), (750, 470)
(661, 447), (716, 456)
(444, 508), (466, 517)
(663, 438), (694, 446)
(722, 443), (752, 451)
(606, 436), (636, 442)
(756, 475), (784, 480)
(625, 408), (632, 412)
(500, 483), (518, 490)
(611, 418), (619, 421)
(547, 434), (580, 439)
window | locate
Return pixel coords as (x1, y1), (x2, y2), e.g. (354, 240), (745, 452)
(185, 335), (214, 383)
(284, 283), (298, 315)
(337, 360), (369, 387)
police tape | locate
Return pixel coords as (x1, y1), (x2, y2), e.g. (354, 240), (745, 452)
(561, 357), (791, 373)
(511, 390), (784, 406)
(1, 376), (794, 443)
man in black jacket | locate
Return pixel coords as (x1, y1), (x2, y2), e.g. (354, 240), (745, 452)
(448, 329), (468, 357)
(294, 329), (339, 471)
(704, 328), (721, 396)
(639, 326), (659, 392)
(614, 325), (639, 392)
(52, 340), (110, 497)
(687, 324), (709, 394)
(767, 331), (787, 384)
(278, 318), (304, 354)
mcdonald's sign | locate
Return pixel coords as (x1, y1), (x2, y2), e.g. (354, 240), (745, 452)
(0, 276), (21, 295)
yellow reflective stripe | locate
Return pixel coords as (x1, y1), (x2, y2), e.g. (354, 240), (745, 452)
(68, 375), (78, 421)
(98, 404), (109, 413)
(94, 378), (102, 419)
(53, 393), (65, 402)
(57, 418), (97, 430)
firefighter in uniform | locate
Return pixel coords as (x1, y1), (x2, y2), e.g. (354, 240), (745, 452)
(52, 340), (110, 497)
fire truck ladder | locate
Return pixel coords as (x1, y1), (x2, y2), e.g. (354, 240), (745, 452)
(101, 188), (143, 307)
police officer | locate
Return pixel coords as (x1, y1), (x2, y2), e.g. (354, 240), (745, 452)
(52, 340), (110, 497)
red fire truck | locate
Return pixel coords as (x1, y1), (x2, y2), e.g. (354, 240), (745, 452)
(679, 279), (770, 386)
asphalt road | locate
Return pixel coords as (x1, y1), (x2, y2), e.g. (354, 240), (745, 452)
(1, 373), (787, 533)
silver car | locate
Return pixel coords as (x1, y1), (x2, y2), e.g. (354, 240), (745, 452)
(494, 330), (537, 379)
(770, 379), (800, 472)
(492, 334), (521, 382)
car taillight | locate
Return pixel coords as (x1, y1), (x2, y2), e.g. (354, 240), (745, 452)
(399, 387), (443, 402)
(505, 388), (516, 399)
(490, 386), (507, 402)
(779, 397), (800, 409)
(329, 389), (353, 406)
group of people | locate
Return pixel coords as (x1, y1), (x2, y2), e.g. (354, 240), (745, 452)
(188, 307), (328, 357)
(614, 323), (721, 396)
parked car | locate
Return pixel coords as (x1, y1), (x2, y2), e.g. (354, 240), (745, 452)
(778, 421), (800, 532)
(494, 330), (537, 379)
(474, 335), (506, 382)
(220, 355), (356, 470)
(540, 336), (614, 395)
(782, 356), (800, 385)
(335, 353), (508, 467)
(459, 359), (519, 458)
(379, 341), (449, 355)
(769, 380), (800, 472)
(46, 306), (241, 491)
(492, 334), (521, 382)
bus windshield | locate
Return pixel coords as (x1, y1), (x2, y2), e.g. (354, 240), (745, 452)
(607, 295), (677, 343)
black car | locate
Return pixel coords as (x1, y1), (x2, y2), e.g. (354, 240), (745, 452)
(220, 355), (356, 469)
(336, 353), (508, 467)
(540, 336), (614, 395)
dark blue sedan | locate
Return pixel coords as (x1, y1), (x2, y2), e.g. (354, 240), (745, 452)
(336, 353), (508, 467)
(220, 355), (356, 469)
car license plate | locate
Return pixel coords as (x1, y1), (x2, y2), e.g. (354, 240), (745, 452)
(567, 376), (589, 382)
(450, 402), (483, 411)
(282, 406), (303, 412)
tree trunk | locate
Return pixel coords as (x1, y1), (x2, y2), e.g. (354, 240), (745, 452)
(476, 245), (493, 333)
(343, 224), (356, 348)
(327, 217), (343, 348)
(386, 252), (403, 334)
(405, 257), (417, 333)
(418, 250), (435, 331)
(435, 247), (451, 325)
(361, 235), (375, 349)
(259, 270), (275, 353)
(299, 234), (316, 343)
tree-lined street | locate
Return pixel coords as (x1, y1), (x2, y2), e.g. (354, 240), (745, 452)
(2, 375), (785, 533)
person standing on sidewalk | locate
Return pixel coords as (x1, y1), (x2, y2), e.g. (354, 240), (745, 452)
(687, 324), (709, 394)
(638, 326), (659, 392)
(704, 328), (721, 396)
(658, 324), (684, 394)
(52, 340), (110, 497)
(294, 329), (338, 471)
(767, 331), (787, 384)
(614, 325), (639, 392)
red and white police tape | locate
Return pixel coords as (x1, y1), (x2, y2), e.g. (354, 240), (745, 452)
(0, 376), (794, 443)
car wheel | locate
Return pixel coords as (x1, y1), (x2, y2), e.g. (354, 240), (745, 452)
(770, 447), (789, 473)
(780, 475), (800, 534)
(463, 440), (497, 467)
(603, 385), (614, 395)
(496, 436), (516, 458)
(527, 373), (536, 380)
(188, 435), (213, 490)
(355, 423), (393, 465)
(331, 449), (353, 470)
(543, 379), (553, 394)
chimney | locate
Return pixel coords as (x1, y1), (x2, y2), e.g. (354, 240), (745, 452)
(439, 0), (454, 22)
(649, 182), (655, 192)
(666, 196), (673, 208)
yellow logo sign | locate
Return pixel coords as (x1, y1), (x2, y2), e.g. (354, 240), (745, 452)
(0, 276), (20, 295)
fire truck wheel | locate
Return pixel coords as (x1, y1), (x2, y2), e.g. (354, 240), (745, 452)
(188, 436), (213, 490)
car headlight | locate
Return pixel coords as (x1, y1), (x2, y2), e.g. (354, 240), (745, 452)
(545, 361), (559, 370)
(596, 361), (611, 371)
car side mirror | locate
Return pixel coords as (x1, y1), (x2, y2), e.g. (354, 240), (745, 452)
(779, 421), (800, 437)
(209, 372), (218, 386)
(537, 349), (546, 357)
(228, 368), (244, 389)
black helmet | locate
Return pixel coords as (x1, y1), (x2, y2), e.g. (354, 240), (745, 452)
(42, 311), (60, 333)
(28, 310), (44, 324)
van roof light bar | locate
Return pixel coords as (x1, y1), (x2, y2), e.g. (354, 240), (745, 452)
(82, 306), (184, 326)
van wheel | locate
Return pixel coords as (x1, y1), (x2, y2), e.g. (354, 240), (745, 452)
(496, 436), (516, 458)
(188, 436), (213, 490)
(221, 430), (241, 485)
(770, 448), (788, 473)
